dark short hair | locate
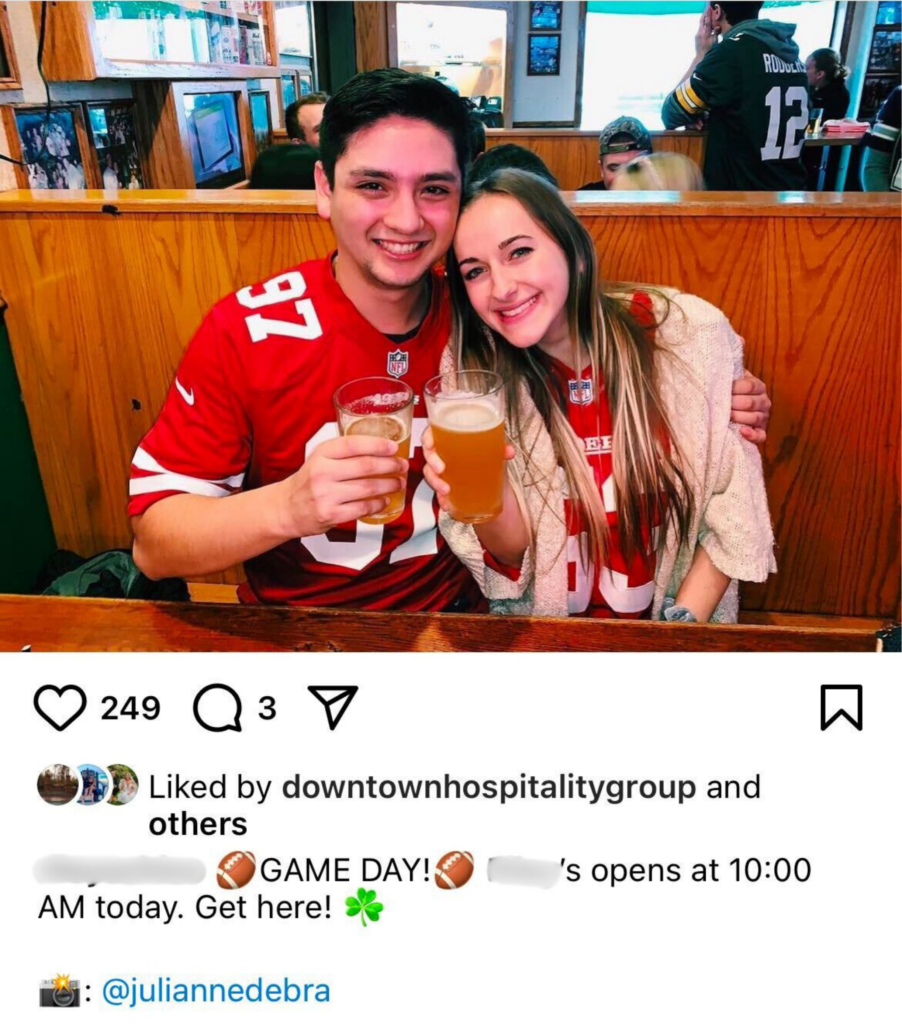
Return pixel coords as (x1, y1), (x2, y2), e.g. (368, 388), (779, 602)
(285, 92), (329, 142)
(471, 144), (558, 188)
(468, 108), (487, 162)
(715, 2), (764, 25)
(319, 68), (472, 186)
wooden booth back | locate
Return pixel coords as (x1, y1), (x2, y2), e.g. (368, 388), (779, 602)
(0, 190), (897, 618)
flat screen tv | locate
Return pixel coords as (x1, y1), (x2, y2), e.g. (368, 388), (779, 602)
(182, 92), (245, 188)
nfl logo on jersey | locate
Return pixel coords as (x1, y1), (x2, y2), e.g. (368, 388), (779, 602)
(568, 379), (593, 404)
(387, 349), (409, 378)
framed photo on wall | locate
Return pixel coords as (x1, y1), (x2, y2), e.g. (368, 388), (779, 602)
(85, 101), (146, 190)
(1, 104), (99, 189)
(527, 33), (561, 76)
(530, 2), (563, 32)
(281, 71), (300, 112)
(249, 89), (273, 152)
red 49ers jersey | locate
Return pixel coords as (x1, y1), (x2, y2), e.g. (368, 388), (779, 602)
(546, 293), (660, 619)
(128, 255), (477, 611)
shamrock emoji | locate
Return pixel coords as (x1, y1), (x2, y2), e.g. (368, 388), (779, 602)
(345, 888), (383, 928)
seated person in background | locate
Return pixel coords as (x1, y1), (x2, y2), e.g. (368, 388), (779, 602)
(248, 93), (328, 189)
(805, 48), (850, 123)
(663, 2), (808, 190)
(861, 86), (901, 192)
(609, 152), (705, 191)
(424, 169), (775, 621)
(577, 117), (652, 191)
(287, 92), (329, 148)
(471, 143), (558, 186)
(803, 48), (849, 189)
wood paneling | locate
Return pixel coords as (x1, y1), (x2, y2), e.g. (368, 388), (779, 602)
(485, 130), (707, 191)
(31, 0), (100, 81)
(0, 595), (883, 652)
(354, 1), (389, 72)
(0, 191), (897, 617)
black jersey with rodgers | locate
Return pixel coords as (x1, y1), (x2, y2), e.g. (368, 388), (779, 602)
(663, 24), (808, 191)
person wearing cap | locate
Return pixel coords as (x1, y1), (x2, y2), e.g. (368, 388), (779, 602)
(662, 2), (808, 190)
(577, 116), (652, 191)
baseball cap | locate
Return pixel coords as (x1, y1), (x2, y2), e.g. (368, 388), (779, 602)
(599, 117), (652, 156)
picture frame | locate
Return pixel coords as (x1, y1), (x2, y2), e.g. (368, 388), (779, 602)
(249, 89), (273, 152)
(85, 100), (147, 190)
(0, 103), (100, 190)
(281, 71), (300, 113)
(867, 29), (900, 73)
(0, 4), (22, 89)
(530, 1), (563, 32)
(527, 33), (561, 76)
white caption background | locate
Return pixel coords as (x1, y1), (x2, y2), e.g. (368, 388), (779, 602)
(2, 654), (899, 1023)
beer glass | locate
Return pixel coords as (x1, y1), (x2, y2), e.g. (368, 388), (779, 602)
(334, 377), (414, 525)
(424, 370), (505, 524)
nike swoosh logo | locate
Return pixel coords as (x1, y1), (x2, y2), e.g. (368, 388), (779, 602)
(175, 378), (195, 406)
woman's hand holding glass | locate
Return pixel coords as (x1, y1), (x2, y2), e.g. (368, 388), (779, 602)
(422, 426), (529, 569)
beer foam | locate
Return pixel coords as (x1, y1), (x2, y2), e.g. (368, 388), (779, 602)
(432, 399), (501, 432)
(346, 415), (407, 442)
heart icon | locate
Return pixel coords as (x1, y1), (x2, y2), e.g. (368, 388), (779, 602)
(34, 685), (88, 732)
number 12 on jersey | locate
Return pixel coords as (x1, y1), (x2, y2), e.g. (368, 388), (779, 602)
(761, 85), (809, 162)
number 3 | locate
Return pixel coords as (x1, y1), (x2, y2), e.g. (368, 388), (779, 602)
(761, 85), (809, 161)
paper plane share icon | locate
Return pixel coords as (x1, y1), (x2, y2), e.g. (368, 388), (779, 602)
(308, 686), (358, 731)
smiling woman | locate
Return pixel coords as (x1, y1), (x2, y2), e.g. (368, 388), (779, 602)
(426, 167), (776, 623)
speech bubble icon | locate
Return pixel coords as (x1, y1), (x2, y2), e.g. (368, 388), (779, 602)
(193, 683), (242, 733)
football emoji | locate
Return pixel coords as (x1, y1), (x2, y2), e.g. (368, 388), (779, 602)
(435, 850), (474, 890)
(217, 851), (256, 890)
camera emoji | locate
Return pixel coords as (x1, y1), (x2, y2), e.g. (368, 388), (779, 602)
(40, 975), (80, 1008)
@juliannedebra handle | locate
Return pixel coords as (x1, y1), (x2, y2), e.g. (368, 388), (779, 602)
(6, 658), (902, 1023)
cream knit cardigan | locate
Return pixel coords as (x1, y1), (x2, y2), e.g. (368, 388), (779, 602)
(437, 290), (777, 621)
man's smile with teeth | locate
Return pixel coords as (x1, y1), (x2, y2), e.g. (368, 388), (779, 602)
(375, 240), (428, 254)
(498, 295), (539, 318)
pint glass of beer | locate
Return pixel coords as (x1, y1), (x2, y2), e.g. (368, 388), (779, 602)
(424, 370), (505, 524)
(334, 377), (414, 525)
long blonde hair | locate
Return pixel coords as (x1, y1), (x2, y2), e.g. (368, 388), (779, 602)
(446, 168), (691, 566)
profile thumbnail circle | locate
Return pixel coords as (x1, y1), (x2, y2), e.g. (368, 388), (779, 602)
(108, 764), (139, 806)
(37, 764), (79, 806)
(76, 764), (110, 806)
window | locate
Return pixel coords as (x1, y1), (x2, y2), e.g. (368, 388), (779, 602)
(395, 2), (509, 110)
(580, 1), (839, 131)
(274, 0), (316, 88)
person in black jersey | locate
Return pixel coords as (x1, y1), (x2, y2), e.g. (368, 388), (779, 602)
(806, 48), (850, 123)
(662, 2), (808, 190)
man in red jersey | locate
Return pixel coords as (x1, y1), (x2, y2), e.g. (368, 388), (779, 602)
(131, 70), (480, 610)
(130, 69), (771, 610)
